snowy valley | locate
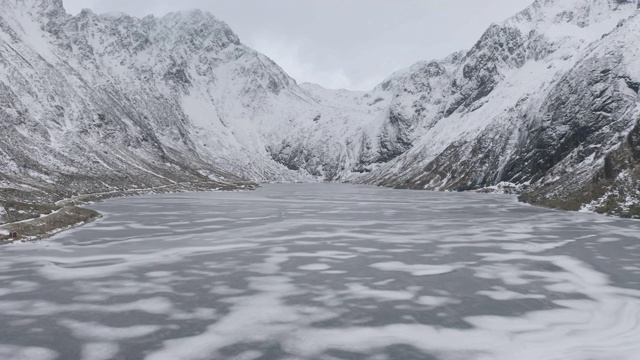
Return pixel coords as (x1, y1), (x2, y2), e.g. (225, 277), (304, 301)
(1, 0), (640, 234)
(3, 2), (640, 359)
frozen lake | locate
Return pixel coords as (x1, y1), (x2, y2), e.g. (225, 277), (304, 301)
(1, 184), (640, 360)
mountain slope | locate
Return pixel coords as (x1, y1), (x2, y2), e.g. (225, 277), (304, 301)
(359, 0), (640, 217)
(0, 0), (267, 200)
(0, 0), (413, 195)
(2, 0), (640, 223)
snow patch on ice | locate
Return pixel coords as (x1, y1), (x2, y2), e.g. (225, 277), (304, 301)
(59, 319), (162, 341)
(0, 345), (58, 360)
(370, 261), (458, 276)
(477, 287), (546, 301)
(80, 342), (119, 360)
(298, 263), (331, 271)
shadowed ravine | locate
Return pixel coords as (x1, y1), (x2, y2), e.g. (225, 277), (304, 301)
(1, 184), (639, 360)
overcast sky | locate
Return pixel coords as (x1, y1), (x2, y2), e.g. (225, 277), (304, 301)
(62, 0), (534, 91)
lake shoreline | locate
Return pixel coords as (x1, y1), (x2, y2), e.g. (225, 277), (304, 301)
(2, 182), (630, 246)
(0, 181), (256, 245)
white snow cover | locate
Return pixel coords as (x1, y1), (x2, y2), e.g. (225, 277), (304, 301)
(360, 0), (640, 197)
(1, 0), (640, 215)
(0, 0), (396, 186)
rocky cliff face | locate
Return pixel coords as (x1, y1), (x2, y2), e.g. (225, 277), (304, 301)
(0, 0), (265, 203)
(360, 0), (640, 218)
(2, 0), (640, 218)
(0, 0), (403, 199)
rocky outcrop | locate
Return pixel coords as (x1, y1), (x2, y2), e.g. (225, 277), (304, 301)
(358, 0), (640, 218)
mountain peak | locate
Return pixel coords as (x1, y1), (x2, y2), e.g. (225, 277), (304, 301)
(158, 9), (240, 46)
(4, 0), (66, 17)
(509, 0), (638, 29)
(161, 9), (227, 25)
(0, 0), (69, 35)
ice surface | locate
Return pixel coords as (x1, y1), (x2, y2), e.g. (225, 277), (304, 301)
(1, 184), (640, 360)
(369, 262), (458, 276)
(0, 346), (57, 360)
(80, 342), (119, 360)
(59, 319), (162, 341)
(298, 263), (332, 271)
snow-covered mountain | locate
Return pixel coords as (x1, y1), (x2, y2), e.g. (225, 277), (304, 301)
(0, 0), (405, 201)
(361, 0), (640, 217)
(1, 0), (639, 218)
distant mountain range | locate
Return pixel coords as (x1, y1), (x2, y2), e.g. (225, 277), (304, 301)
(1, 0), (639, 219)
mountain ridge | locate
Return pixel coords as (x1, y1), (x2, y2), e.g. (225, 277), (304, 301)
(1, 0), (640, 226)
(358, 0), (640, 217)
